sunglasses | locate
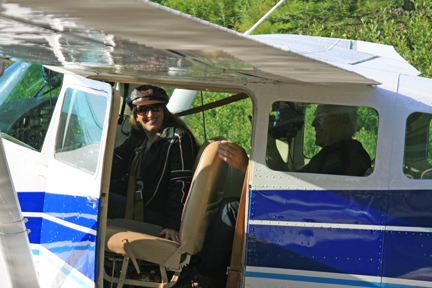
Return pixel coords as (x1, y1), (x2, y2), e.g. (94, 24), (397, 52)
(136, 103), (164, 115)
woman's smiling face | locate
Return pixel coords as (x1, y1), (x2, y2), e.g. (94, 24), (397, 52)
(136, 104), (164, 138)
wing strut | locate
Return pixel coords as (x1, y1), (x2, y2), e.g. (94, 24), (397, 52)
(0, 132), (40, 288)
(175, 93), (248, 117)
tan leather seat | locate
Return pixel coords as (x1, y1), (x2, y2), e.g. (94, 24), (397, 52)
(194, 136), (243, 198)
(192, 136), (225, 172)
(104, 141), (229, 288)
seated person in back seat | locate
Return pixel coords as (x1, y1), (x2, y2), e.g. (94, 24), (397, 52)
(190, 104), (371, 288)
(108, 85), (198, 242)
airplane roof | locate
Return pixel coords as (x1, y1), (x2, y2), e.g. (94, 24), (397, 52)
(250, 34), (420, 77)
(0, 0), (417, 86)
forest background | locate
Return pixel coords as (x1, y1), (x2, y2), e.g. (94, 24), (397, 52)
(155, 0), (432, 159)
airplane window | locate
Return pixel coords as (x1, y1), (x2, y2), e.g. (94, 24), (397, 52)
(183, 91), (252, 155)
(0, 62), (63, 151)
(403, 112), (432, 179)
(266, 102), (378, 177)
(55, 88), (107, 175)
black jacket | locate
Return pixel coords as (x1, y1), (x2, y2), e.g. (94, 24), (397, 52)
(299, 139), (371, 176)
(110, 125), (198, 231)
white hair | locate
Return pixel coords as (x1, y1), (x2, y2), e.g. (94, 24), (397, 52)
(317, 104), (358, 136)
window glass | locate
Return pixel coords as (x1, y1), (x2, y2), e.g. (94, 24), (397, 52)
(266, 102), (378, 177)
(184, 91), (252, 154)
(0, 62), (63, 151)
(403, 112), (432, 179)
(55, 88), (108, 175)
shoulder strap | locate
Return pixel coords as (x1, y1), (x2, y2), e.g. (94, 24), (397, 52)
(118, 83), (129, 125)
(124, 139), (146, 220)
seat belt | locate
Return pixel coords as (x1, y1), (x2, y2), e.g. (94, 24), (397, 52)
(226, 164), (250, 288)
(175, 92), (248, 117)
(118, 83), (129, 125)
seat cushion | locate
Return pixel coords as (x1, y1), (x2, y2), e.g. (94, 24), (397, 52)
(106, 219), (178, 265)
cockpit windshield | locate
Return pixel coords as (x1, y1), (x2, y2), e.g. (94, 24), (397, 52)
(0, 62), (63, 151)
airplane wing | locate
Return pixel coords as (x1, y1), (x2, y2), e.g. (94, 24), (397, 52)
(250, 34), (420, 77)
(0, 0), (383, 85)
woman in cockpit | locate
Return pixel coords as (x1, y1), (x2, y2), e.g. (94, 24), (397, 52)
(108, 85), (198, 242)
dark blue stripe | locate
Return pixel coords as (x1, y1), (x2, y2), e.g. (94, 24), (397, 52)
(386, 190), (432, 228)
(382, 231), (432, 280)
(26, 217), (42, 244)
(250, 189), (432, 229)
(383, 190), (432, 281)
(18, 192), (45, 212)
(18, 192), (98, 282)
(43, 193), (98, 229)
(248, 189), (432, 283)
(250, 190), (387, 226)
(18, 192), (98, 229)
(246, 225), (384, 276)
(245, 271), (380, 287)
(40, 218), (96, 281)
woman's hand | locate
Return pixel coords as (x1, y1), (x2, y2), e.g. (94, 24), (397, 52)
(218, 140), (248, 173)
(158, 228), (180, 243)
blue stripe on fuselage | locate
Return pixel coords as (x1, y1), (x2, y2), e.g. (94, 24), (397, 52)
(250, 189), (432, 228)
(247, 225), (384, 276)
(247, 189), (432, 283)
(18, 191), (45, 213)
(385, 190), (432, 228)
(249, 189), (387, 226)
(40, 217), (96, 281)
(247, 189), (386, 276)
(245, 271), (380, 287)
(18, 192), (98, 281)
(18, 192), (98, 230)
(26, 217), (42, 244)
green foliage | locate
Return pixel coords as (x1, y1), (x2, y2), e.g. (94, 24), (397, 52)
(268, 0), (432, 77)
(183, 91), (252, 154)
(4, 64), (61, 102)
(303, 104), (321, 157)
(153, 0), (282, 33)
(162, 88), (252, 153)
(157, 0), (432, 77)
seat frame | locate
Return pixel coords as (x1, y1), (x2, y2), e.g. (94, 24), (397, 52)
(103, 141), (229, 288)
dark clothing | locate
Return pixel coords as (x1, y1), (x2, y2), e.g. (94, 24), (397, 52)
(109, 125), (198, 231)
(197, 197), (239, 277)
(299, 139), (371, 176)
(108, 193), (165, 225)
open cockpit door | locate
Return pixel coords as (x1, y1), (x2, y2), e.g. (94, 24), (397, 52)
(37, 75), (119, 287)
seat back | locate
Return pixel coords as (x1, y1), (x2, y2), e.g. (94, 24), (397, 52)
(193, 136), (243, 198)
(179, 141), (229, 255)
(192, 136), (226, 173)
